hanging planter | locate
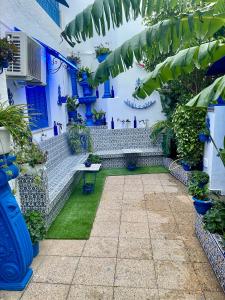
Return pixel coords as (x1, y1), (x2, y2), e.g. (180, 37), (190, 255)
(78, 67), (93, 97)
(95, 43), (111, 63)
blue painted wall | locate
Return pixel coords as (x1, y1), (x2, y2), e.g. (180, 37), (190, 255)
(36, 0), (60, 26)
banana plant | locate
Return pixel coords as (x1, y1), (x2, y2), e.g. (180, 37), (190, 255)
(94, 12), (225, 84)
(61, 0), (218, 45)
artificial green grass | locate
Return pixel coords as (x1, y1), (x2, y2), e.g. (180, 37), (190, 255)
(46, 166), (168, 239)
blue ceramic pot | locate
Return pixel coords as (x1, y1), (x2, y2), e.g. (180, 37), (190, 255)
(127, 164), (137, 171)
(32, 242), (39, 258)
(68, 110), (77, 121)
(95, 119), (104, 126)
(83, 183), (94, 194)
(97, 53), (109, 63)
(192, 197), (212, 215)
(198, 133), (209, 143)
(85, 160), (92, 167)
(1, 59), (9, 69)
(182, 162), (191, 171)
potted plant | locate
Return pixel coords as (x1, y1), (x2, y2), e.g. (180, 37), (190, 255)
(191, 171), (209, 187)
(0, 37), (17, 72)
(23, 210), (46, 258)
(0, 102), (32, 155)
(198, 128), (210, 143)
(66, 96), (79, 121)
(67, 53), (81, 66)
(78, 66), (93, 96)
(93, 109), (105, 125)
(95, 43), (111, 63)
(88, 154), (102, 164)
(203, 198), (225, 246)
(188, 174), (212, 215)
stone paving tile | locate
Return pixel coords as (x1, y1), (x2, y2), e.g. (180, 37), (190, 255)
(118, 238), (152, 260)
(114, 287), (159, 299)
(0, 291), (23, 300)
(123, 191), (144, 200)
(91, 221), (120, 237)
(120, 222), (150, 239)
(106, 176), (125, 184)
(82, 237), (118, 258)
(149, 222), (182, 240)
(67, 285), (114, 300)
(173, 211), (195, 225)
(95, 208), (121, 223)
(115, 259), (157, 288)
(182, 238), (208, 263)
(142, 178), (161, 185)
(204, 292), (225, 300)
(158, 289), (205, 299)
(98, 200), (122, 210)
(193, 263), (223, 292)
(73, 257), (116, 286)
(141, 174), (161, 180)
(145, 198), (171, 212)
(151, 239), (189, 262)
(144, 184), (164, 193)
(147, 210), (176, 224)
(21, 283), (69, 300)
(41, 240), (86, 256)
(121, 209), (148, 223)
(124, 177), (143, 185)
(104, 184), (124, 192)
(32, 256), (79, 284)
(168, 195), (194, 212)
(155, 261), (201, 291)
(124, 184), (144, 192)
(31, 254), (46, 272)
(178, 224), (196, 238)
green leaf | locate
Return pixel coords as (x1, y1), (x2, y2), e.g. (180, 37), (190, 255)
(134, 41), (225, 99)
(61, 0), (217, 45)
(93, 12), (225, 84)
(187, 75), (225, 107)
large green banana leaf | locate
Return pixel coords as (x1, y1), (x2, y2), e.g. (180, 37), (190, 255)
(133, 41), (225, 99)
(187, 75), (225, 106)
(61, 0), (216, 45)
(94, 12), (225, 84)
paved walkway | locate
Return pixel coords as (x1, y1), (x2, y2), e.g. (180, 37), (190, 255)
(1, 174), (224, 300)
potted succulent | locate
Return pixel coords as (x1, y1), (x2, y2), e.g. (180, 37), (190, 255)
(0, 102), (32, 155)
(198, 128), (210, 143)
(95, 43), (111, 63)
(93, 109), (105, 125)
(188, 173), (212, 215)
(66, 96), (79, 121)
(23, 210), (46, 258)
(0, 37), (17, 72)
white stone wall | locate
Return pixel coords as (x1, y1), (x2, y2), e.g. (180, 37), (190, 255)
(204, 106), (225, 195)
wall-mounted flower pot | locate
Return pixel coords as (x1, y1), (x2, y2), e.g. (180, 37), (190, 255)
(0, 127), (11, 155)
(32, 242), (39, 258)
(198, 133), (210, 143)
(95, 119), (104, 126)
(97, 53), (110, 63)
(68, 110), (77, 121)
(192, 197), (213, 215)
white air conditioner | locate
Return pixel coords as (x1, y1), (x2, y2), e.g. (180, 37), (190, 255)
(5, 31), (46, 85)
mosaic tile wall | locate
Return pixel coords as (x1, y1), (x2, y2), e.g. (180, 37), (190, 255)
(195, 214), (225, 293)
(163, 157), (191, 186)
(18, 133), (86, 228)
(90, 127), (163, 168)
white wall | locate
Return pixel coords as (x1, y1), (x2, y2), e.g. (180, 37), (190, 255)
(63, 0), (165, 127)
(204, 106), (225, 195)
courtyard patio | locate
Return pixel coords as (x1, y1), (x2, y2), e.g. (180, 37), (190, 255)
(1, 173), (224, 300)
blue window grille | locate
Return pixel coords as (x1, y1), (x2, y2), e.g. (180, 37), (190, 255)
(36, 0), (60, 26)
(26, 86), (49, 131)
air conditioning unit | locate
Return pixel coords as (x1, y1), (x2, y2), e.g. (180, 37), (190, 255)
(5, 31), (46, 85)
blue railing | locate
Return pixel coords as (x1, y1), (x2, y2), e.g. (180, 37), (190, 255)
(36, 0), (60, 26)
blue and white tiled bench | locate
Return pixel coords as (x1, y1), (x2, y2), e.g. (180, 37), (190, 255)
(18, 133), (88, 228)
(89, 127), (163, 168)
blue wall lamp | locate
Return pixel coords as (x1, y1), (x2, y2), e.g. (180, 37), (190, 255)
(57, 85), (67, 106)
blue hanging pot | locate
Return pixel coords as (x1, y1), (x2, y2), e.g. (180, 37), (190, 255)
(198, 133), (209, 143)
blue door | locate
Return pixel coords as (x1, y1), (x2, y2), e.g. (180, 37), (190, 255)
(26, 86), (49, 130)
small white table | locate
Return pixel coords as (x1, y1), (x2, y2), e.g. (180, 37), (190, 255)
(76, 164), (102, 194)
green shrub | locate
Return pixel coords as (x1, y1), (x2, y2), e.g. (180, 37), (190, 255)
(88, 154), (102, 164)
(172, 105), (207, 166)
(24, 210), (46, 244)
(191, 171), (209, 185)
